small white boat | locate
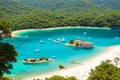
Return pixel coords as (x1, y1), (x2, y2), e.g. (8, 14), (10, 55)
(21, 46), (26, 48)
(54, 40), (60, 44)
(39, 40), (44, 43)
(53, 56), (56, 58)
(57, 38), (60, 41)
(48, 38), (51, 40)
(115, 37), (119, 39)
(25, 35), (28, 37)
(34, 49), (39, 53)
(60, 38), (65, 42)
(76, 36), (80, 39)
(53, 40), (60, 43)
(83, 32), (87, 35)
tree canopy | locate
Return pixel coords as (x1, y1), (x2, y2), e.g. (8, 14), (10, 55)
(88, 60), (120, 80)
(0, 42), (18, 76)
(0, 21), (11, 34)
(0, 0), (120, 31)
(45, 75), (77, 80)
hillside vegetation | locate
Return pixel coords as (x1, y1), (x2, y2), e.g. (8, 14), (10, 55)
(16, 0), (111, 12)
(0, 0), (120, 31)
(10, 11), (120, 30)
(90, 0), (120, 10)
(0, 0), (33, 15)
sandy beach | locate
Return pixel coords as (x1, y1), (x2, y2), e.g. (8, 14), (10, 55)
(11, 29), (37, 37)
(24, 45), (120, 80)
(11, 27), (110, 37)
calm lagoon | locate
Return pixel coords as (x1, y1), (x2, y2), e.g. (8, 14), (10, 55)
(3, 27), (120, 78)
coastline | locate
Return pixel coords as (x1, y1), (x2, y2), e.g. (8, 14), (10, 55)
(11, 26), (110, 37)
(11, 29), (37, 37)
(11, 27), (117, 80)
(24, 45), (120, 80)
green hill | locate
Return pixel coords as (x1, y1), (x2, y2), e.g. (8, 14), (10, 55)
(16, 0), (111, 12)
(0, 0), (33, 17)
(0, 0), (120, 30)
(90, 0), (120, 10)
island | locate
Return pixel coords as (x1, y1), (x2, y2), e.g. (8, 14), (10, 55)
(65, 40), (94, 49)
(23, 57), (51, 64)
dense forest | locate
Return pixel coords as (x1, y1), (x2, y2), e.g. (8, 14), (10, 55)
(0, 0), (120, 80)
(90, 0), (120, 10)
(0, 0), (120, 31)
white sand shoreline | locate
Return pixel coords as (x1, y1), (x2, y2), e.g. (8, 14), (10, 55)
(24, 45), (120, 80)
(11, 27), (110, 37)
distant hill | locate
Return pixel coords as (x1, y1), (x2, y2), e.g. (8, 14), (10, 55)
(90, 0), (120, 10)
(0, 0), (120, 30)
(16, 0), (111, 12)
(0, 0), (33, 17)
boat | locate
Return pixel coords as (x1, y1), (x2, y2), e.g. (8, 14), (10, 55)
(83, 32), (87, 35)
(48, 38), (51, 40)
(53, 40), (60, 43)
(55, 41), (60, 43)
(25, 35), (28, 37)
(34, 49), (39, 53)
(53, 56), (56, 58)
(39, 40), (44, 43)
(57, 38), (60, 41)
(76, 36), (80, 39)
(23, 57), (51, 64)
(21, 46), (26, 48)
(60, 37), (65, 42)
(115, 37), (119, 39)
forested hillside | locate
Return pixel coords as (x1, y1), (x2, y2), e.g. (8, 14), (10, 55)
(16, 0), (111, 12)
(10, 11), (120, 30)
(0, 0), (34, 19)
(0, 0), (120, 31)
(90, 0), (120, 10)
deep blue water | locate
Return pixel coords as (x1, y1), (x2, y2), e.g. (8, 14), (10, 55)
(2, 27), (120, 79)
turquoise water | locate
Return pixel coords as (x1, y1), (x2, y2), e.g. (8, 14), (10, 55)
(3, 27), (120, 79)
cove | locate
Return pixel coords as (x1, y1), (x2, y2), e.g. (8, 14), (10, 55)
(3, 27), (120, 79)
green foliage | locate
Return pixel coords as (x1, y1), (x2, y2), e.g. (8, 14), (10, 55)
(0, 20), (11, 34)
(0, 76), (11, 80)
(75, 42), (79, 47)
(59, 65), (64, 69)
(88, 60), (120, 80)
(0, 0), (33, 16)
(39, 57), (49, 61)
(69, 40), (74, 44)
(0, 42), (18, 76)
(45, 75), (77, 80)
(0, 0), (120, 31)
(0, 0), (120, 30)
(16, 0), (111, 13)
(114, 57), (120, 68)
(10, 11), (120, 30)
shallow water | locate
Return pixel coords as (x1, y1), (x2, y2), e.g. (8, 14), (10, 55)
(3, 27), (120, 79)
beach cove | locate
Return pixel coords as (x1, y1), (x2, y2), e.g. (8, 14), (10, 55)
(3, 27), (120, 80)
